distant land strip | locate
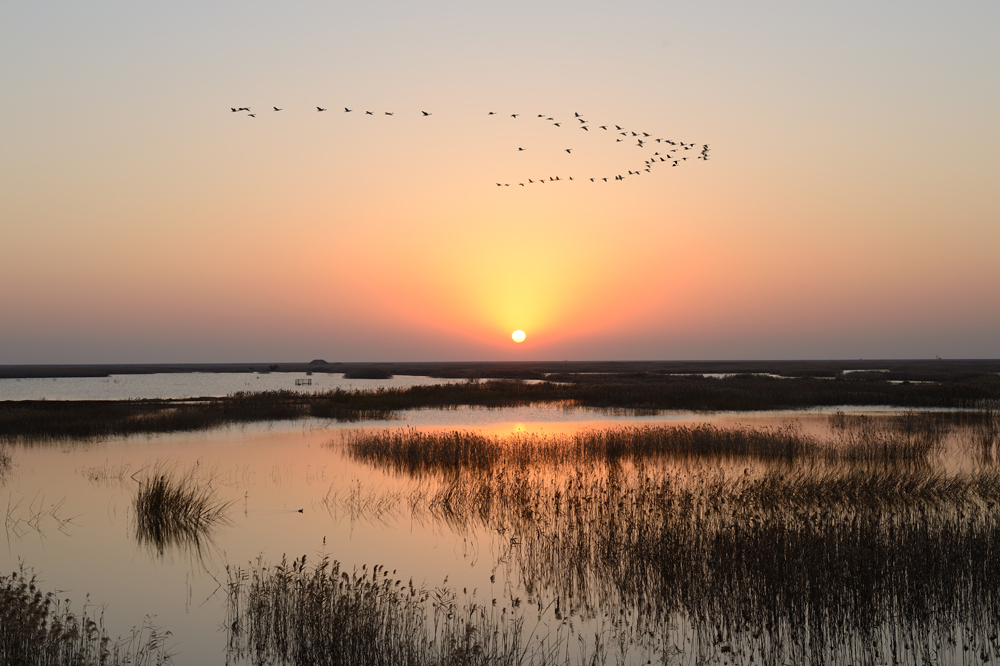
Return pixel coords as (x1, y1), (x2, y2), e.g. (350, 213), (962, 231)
(2, 371), (1000, 442)
(2, 359), (1000, 380)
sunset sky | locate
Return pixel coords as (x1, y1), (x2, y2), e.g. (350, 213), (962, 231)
(2, 1), (998, 363)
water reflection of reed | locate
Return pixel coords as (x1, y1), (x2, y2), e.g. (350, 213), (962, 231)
(133, 465), (231, 559)
(0, 443), (10, 482)
(332, 417), (1000, 665)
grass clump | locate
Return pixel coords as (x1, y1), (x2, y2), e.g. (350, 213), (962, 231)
(134, 465), (232, 557)
(0, 568), (171, 666)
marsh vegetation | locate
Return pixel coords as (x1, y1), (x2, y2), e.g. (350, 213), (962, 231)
(301, 413), (1000, 665)
(133, 464), (232, 557)
(0, 568), (172, 666)
(2, 371), (999, 442)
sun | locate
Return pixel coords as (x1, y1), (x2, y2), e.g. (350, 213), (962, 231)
(511, 330), (526, 343)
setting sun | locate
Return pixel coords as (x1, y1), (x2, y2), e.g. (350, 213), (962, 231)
(511, 330), (526, 343)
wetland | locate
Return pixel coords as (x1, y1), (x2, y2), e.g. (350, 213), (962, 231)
(3, 364), (1000, 665)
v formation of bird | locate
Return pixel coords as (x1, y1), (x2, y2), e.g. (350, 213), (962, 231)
(230, 106), (709, 186)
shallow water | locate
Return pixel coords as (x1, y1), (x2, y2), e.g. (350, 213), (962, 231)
(0, 371), (464, 401)
(1, 402), (995, 664)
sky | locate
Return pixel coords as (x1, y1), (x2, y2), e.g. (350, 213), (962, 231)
(1, 0), (998, 363)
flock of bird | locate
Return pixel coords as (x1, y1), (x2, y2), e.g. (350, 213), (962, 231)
(230, 106), (709, 186)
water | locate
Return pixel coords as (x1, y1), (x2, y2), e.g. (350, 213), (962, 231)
(2, 387), (996, 664)
(0, 371), (464, 401)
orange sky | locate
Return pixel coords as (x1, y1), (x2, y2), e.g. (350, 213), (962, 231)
(1, 2), (998, 362)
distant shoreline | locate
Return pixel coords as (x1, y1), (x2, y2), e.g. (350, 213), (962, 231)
(1, 359), (999, 380)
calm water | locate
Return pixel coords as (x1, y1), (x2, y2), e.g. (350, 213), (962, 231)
(1, 380), (994, 664)
(0, 371), (464, 401)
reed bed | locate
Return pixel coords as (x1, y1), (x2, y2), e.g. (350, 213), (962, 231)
(320, 419), (1000, 665)
(342, 421), (951, 477)
(133, 465), (232, 557)
(225, 555), (571, 666)
(0, 568), (171, 666)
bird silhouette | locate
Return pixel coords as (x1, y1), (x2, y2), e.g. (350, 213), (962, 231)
(274, 107), (282, 111)
(421, 111), (431, 116)
(344, 107), (352, 112)
(365, 111), (373, 115)
(488, 111), (496, 115)
(385, 112), (393, 115)
(317, 107), (327, 111)
(237, 107), (250, 112)
(518, 147), (525, 151)
(565, 149), (572, 153)
(247, 113), (255, 117)
(511, 114), (519, 118)
(580, 126), (589, 131)
(231, 108), (238, 112)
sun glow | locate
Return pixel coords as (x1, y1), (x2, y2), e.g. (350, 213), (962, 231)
(511, 330), (526, 343)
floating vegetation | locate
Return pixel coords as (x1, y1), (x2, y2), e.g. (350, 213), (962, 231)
(133, 464), (232, 558)
(225, 554), (574, 666)
(0, 567), (172, 665)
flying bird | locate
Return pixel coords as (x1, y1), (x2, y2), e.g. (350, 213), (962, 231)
(385, 112), (393, 115)
(365, 111), (373, 115)
(565, 149), (572, 153)
(421, 111), (431, 116)
(518, 147), (525, 151)
(511, 114), (519, 118)
(344, 107), (352, 112)
(274, 107), (282, 111)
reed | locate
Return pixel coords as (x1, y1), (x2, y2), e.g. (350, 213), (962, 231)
(133, 464), (232, 557)
(327, 421), (1000, 665)
(341, 421), (957, 478)
(225, 555), (570, 666)
(0, 568), (172, 665)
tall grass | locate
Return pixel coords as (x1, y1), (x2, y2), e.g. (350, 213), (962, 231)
(0, 568), (172, 666)
(225, 555), (571, 666)
(133, 465), (232, 557)
(322, 419), (1000, 665)
(342, 421), (949, 477)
